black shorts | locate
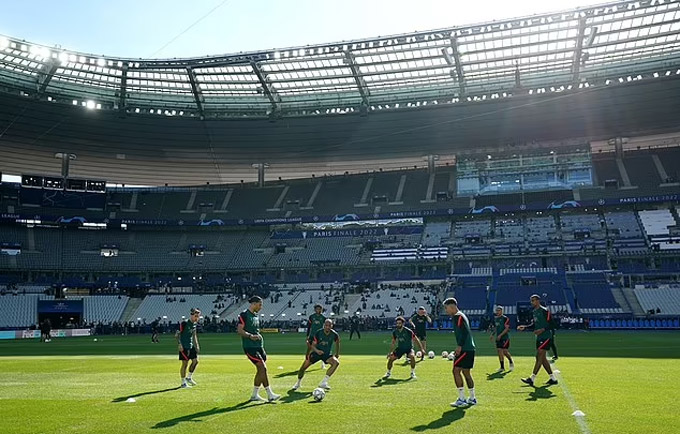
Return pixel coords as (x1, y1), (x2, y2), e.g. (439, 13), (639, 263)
(415, 332), (427, 341)
(244, 347), (267, 365)
(536, 337), (552, 350)
(392, 348), (414, 359)
(453, 351), (475, 369)
(496, 339), (510, 349)
(179, 348), (198, 361)
(308, 352), (333, 364)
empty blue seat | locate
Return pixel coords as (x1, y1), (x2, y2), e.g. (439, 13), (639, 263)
(615, 319), (622, 328)
(656, 319), (662, 328)
(674, 319), (679, 328)
(643, 319), (651, 328)
(662, 319), (669, 328)
(633, 319), (640, 328)
(605, 319), (612, 328)
(626, 319), (633, 328)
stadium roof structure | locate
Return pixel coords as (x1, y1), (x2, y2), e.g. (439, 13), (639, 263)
(1, 0), (679, 119)
(1, 0), (680, 186)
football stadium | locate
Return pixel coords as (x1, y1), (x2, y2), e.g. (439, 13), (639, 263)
(1, 0), (680, 432)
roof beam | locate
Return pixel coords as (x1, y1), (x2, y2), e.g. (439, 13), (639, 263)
(35, 58), (58, 98)
(343, 51), (370, 106)
(117, 64), (128, 116)
(444, 36), (466, 97)
(572, 17), (588, 84)
(250, 61), (281, 114)
(186, 67), (205, 119)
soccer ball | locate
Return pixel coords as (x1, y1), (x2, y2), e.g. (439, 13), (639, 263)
(442, 351), (449, 358)
(416, 351), (423, 358)
(312, 387), (326, 402)
(447, 352), (455, 361)
(427, 351), (435, 359)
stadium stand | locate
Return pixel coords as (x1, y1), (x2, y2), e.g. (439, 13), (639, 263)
(634, 285), (680, 316)
(569, 273), (626, 314)
(0, 295), (39, 328)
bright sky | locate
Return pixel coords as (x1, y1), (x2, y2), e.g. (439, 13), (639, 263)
(0, 0), (606, 59)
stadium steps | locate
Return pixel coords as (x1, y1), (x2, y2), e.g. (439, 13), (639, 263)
(671, 207), (680, 226)
(563, 287), (578, 313)
(120, 297), (144, 323)
(301, 181), (322, 209)
(421, 173), (436, 203)
(27, 228), (35, 250)
(222, 299), (250, 320)
(267, 186), (289, 211)
(129, 191), (139, 210)
(615, 157), (632, 187)
(651, 154), (669, 181)
(214, 189), (233, 213)
(181, 191), (197, 213)
(610, 286), (632, 313)
(216, 299), (238, 319)
(354, 177), (373, 207)
(621, 286), (645, 316)
(273, 291), (303, 319)
(389, 175), (406, 205)
(343, 293), (362, 314)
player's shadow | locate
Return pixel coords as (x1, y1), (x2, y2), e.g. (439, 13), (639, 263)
(152, 400), (257, 429)
(410, 408), (466, 431)
(522, 385), (556, 402)
(112, 387), (181, 403)
(371, 377), (412, 388)
(280, 390), (312, 404)
(486, 371), (509, 381)
(275, 367), (321, 378)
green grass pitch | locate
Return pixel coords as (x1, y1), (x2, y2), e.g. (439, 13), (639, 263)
(1, 330), (679, 434)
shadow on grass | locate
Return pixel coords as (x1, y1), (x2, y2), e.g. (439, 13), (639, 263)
(486, 370), (509, 381)
(152, 400), (258, 429)
(280, 390), (312, 404)
(275, 367), (322, 378)
(371, 377), (413, 388)
(410, 408), (466, 431)
(112, 387), (181, 403)
(519, 385), (557, 402)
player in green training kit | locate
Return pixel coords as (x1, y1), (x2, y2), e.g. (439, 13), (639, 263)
(518, 294), (558, 386)
(237, 296), (281, 402)
(176, 308), (201, 388)
(294, 319), (340, 390)
(444, 298), (477, 407)
(306, 304), (327, 369)
(385, 316), (424, 380)
(409, 306), (432, 361)
(489, 306), (514, 372)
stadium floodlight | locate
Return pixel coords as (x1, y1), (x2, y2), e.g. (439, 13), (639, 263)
(97, 58), (105, 67)
(0, 36), (9, 49)
(58, 52), (68, 64)
(72, 100), (78, 105)
(85, 100), (96, 109)
(273, 51), (280, 60)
